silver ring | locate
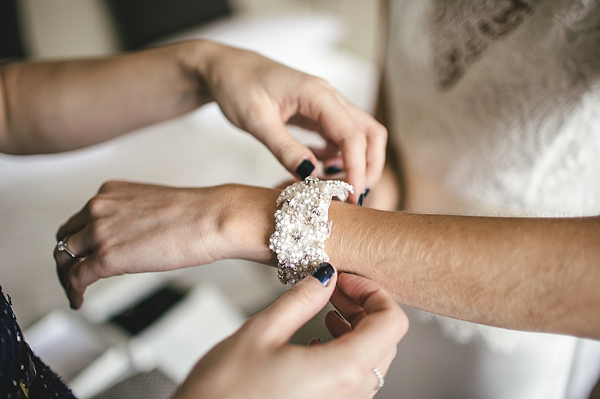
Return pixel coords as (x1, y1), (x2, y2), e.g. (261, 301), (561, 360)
(372, 367), (384, 391)
(57, 235), (78, 258)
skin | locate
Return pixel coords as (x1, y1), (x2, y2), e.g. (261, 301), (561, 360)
(0, 39), (398, 397)
(173, 269), (408, 399)
(54, 182), (600, 339)
(0, 39), (387, 203)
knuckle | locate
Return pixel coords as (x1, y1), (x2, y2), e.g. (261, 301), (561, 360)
(373, 123), (388, 141)
(391, 307), (410, 338)
(86, 196), (107, 217)
(389, 344), (398, 359)
(240, 316), (274, 347)
(98, 180), (125, 193)
(307, 76), (333, 91)
(241, 103), (273, 133)
(271, 137), (299, 163)
(341, 132), (367, 152)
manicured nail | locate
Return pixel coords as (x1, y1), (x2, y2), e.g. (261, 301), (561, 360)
(364, 188), (370, 198)
(325, 165), (342, 175)
(296, 159), (315, 179)
(311, 262), (335, 286)
(358, 193), (364, 206)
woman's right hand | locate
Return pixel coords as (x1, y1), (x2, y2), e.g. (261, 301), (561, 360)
(193, 41), (387, 204)
(174, 264), (408, 399)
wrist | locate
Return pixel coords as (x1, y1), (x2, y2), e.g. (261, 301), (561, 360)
(178, 39), (222, 105)
(214, 184), (279, 265)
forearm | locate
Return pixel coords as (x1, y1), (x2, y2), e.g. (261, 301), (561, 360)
(234, 186), (600, 338)
(329, 206), (600, 338)
(0, 40), (214, 154)
(55, 181), (599, 337)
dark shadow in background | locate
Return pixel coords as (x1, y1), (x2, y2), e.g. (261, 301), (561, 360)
(0, 0), (26, 59)
(104, 0), (232, 51)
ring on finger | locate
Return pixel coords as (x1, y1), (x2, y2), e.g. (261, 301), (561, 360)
(372, 367), (384, 391)
(57, 235), (78, 258)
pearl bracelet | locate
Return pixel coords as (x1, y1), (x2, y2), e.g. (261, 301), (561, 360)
(269, 177), (353, 285)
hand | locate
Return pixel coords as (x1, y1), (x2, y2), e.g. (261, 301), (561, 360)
(173, 264), (408, 399)
(54, 181), (275, 309)
(198, 42), (387, 204)
(362, 160), (402, 211)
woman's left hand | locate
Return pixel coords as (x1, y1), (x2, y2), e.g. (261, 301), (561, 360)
(174, 265), (408, 399)
(54, 181), (279, 309)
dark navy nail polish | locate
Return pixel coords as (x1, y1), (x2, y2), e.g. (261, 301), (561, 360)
(358, 193), (364, 206)
(364, 188), (370, 198)
(296, 159), (315, 179)
(311, 262), (335, 286)
(325, 165), (342, 175)
(334, 309), (345, 321)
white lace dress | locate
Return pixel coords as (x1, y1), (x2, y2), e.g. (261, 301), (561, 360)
(383, 0), (600, 398)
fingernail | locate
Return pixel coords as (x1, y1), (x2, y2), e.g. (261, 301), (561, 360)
(325, 165), (342, 175)
(334, 309), (345, 321)
(358, 193), (364, 206)
(296, 159), (315, 179)
(364, 188), (370, 198)
(311, 262), (335, 286)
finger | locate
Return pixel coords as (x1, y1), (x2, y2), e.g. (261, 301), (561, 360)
(54, 247), (80, 300)
(56, 209), (90, 241)
(249, 110), (320, 181)
(366, 347), (397, 396)
(377, 346), (397, 376)
(56, 227), (90, 258)
(330, 282), (368, 328)
(55, 226), (104, 308)
(296, 88), (367, 204)
(308, 337), (323, 346)
(323, 156), (344, 176)
(59, 256), (104, 309)
(309, 141), (339, 162)
(248, 263), (337, 347)
(287, 113), (324, 134)
(345, 103), (388, 189)
(329, 274), (408, 364)
(324, 309), (352, 338)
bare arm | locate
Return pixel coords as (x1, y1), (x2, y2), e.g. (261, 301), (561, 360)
(326, 204), (600, 339)
(0, 41), (387, 202)
(0, 42), (209, 154)
(55, 182), (600, 339)
(231, 187), (600, 339)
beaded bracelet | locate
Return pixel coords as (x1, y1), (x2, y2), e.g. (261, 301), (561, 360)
(269, 177), (353, 285)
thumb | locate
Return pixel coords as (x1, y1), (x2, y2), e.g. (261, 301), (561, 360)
(252, 263), (337, 346)
(253, 118), (319, 180)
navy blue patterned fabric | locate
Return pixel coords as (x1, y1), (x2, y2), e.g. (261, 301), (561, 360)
(1, 286), (76, 399)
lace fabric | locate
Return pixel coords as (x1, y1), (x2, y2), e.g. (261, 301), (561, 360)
(387, 0), (600, 217)
(384, 1), (600, 397)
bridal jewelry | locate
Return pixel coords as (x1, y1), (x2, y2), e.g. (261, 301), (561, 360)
(372, 367), (385, 391)
(57, 235), (78, 258)
(269, 177), (353, 285)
